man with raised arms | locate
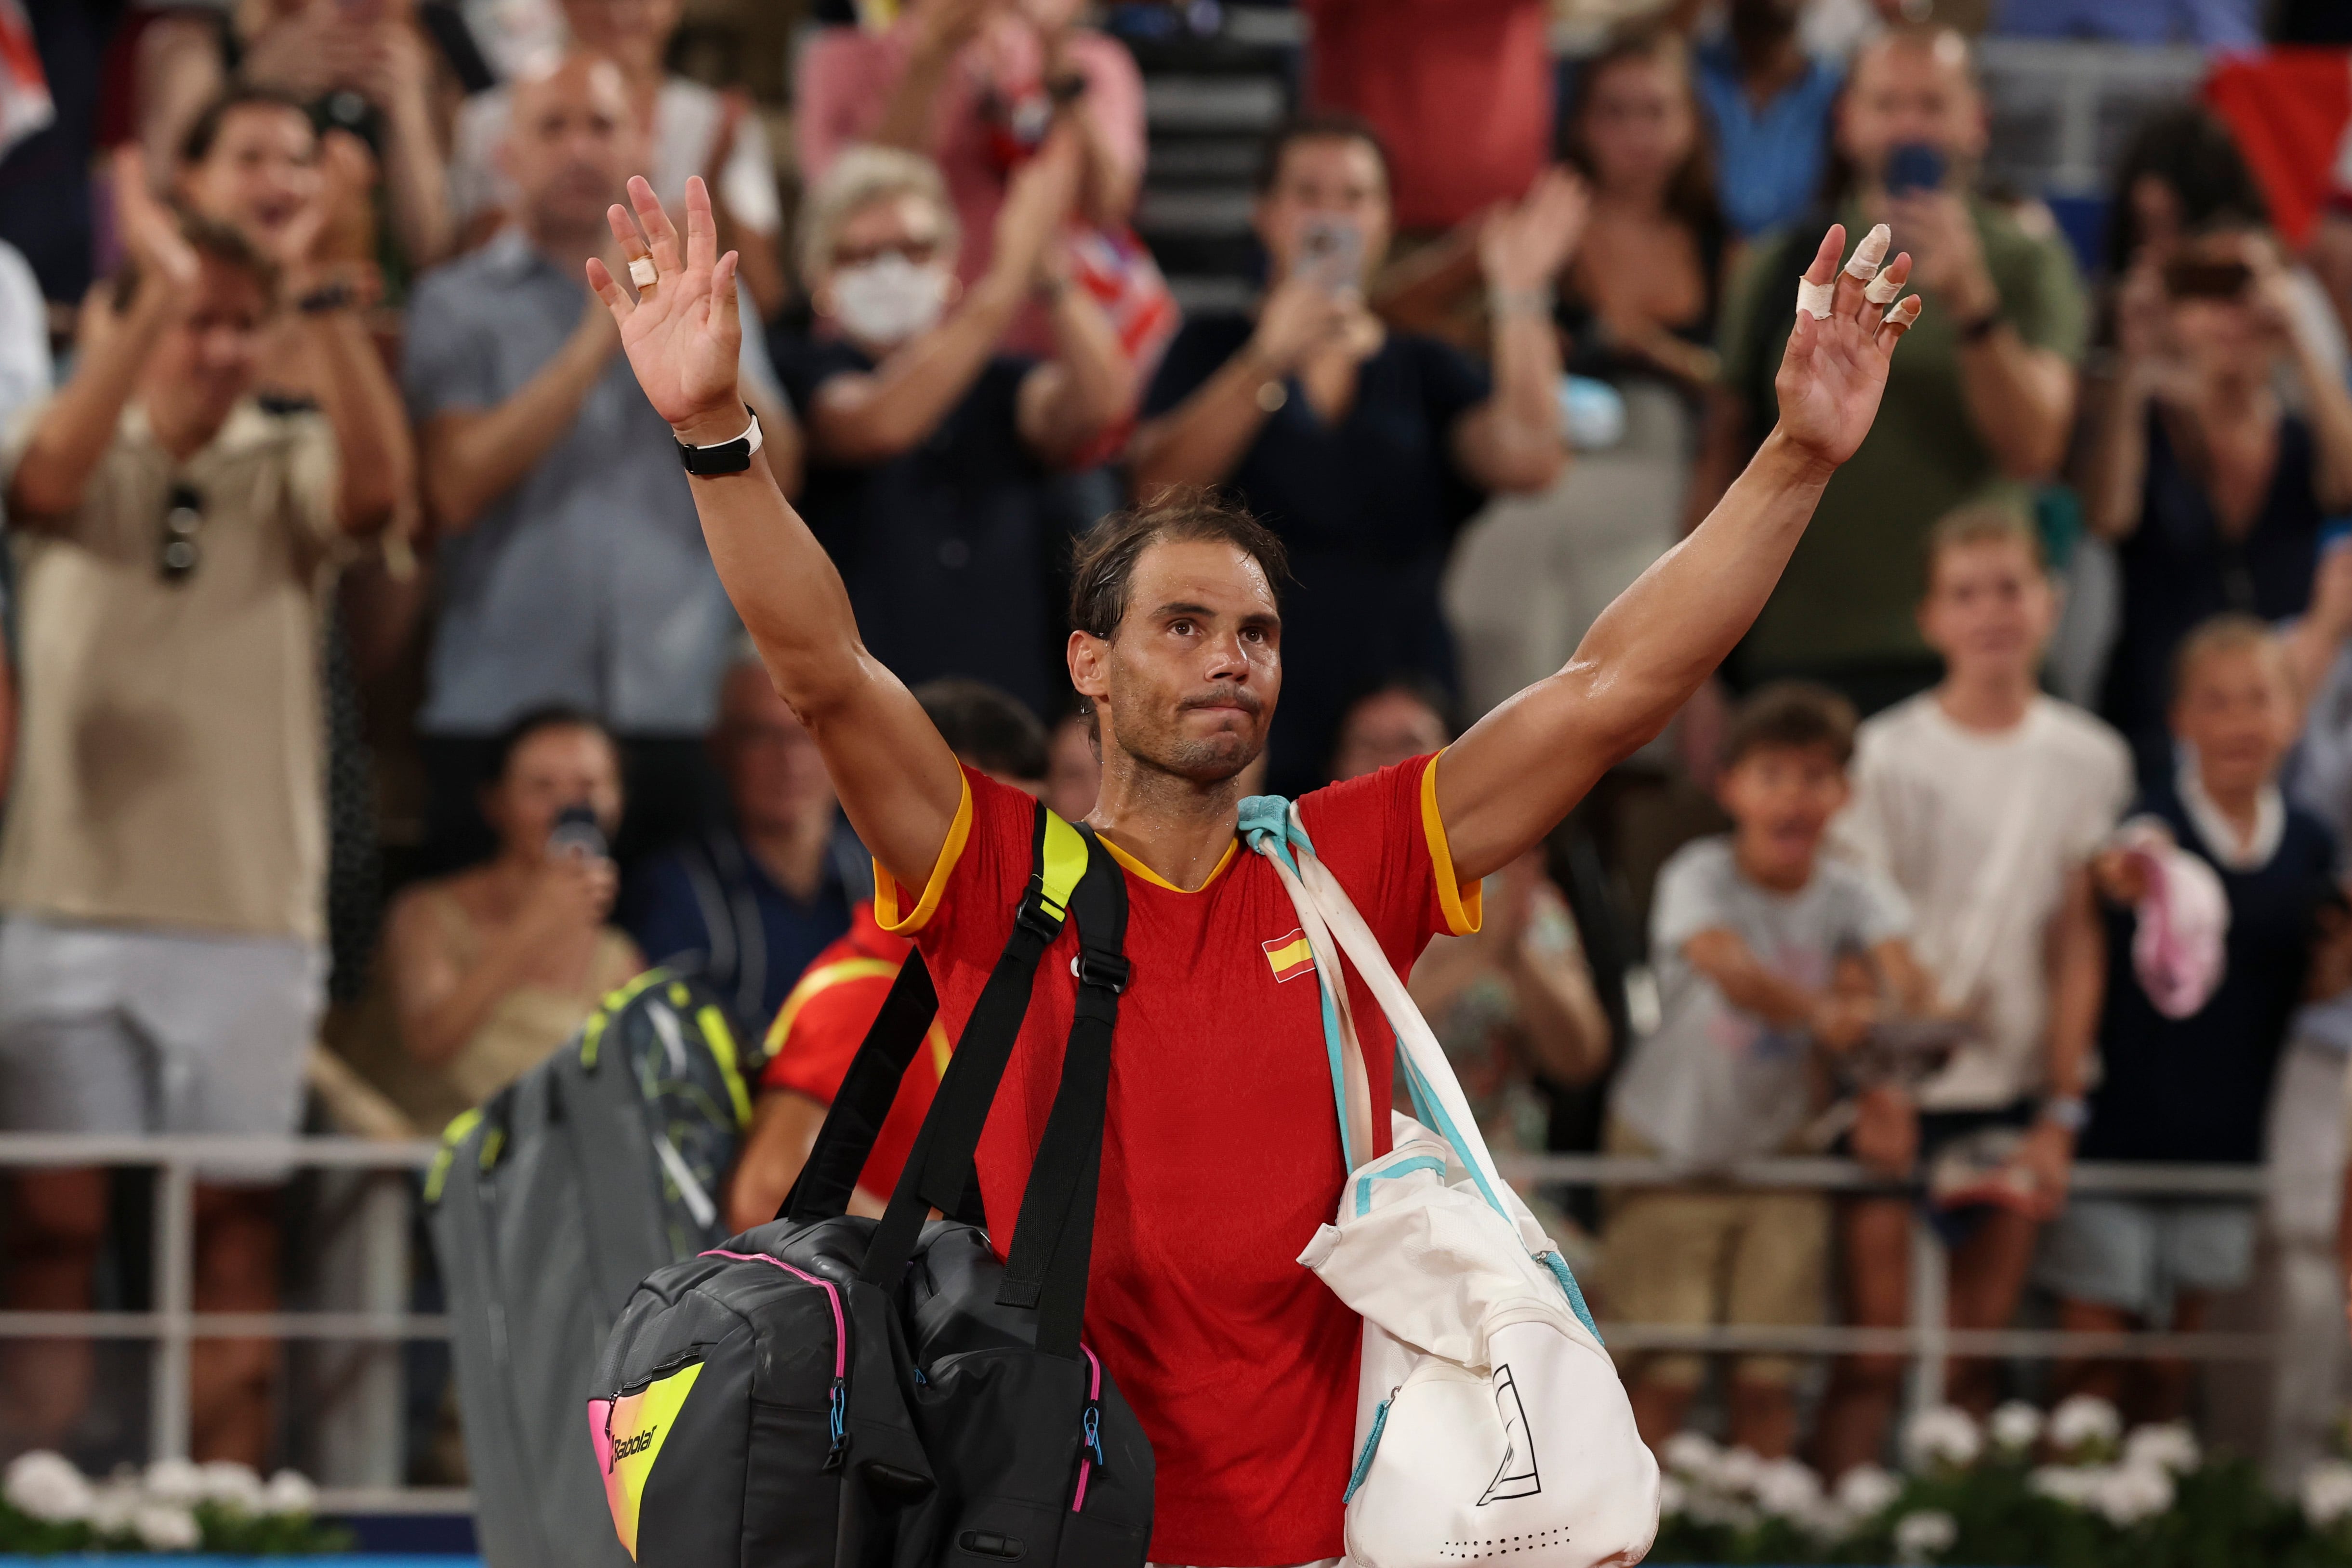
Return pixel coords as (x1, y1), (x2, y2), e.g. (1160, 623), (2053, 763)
(588, 179), (1920, 1565)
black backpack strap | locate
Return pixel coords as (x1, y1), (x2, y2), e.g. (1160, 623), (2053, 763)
(993, 824), (1129, 1360)
(859, 803), (1090, 1289)
(780, 952), (940, 1223)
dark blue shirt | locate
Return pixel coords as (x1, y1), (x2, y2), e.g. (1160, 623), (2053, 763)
(1692, 43), (1843, 240)
(623, 819), (871, 1028)
(2082, 781), (2338, 1165)
(1141, 314), (1491, 794)
(770, 332), (1064, 720)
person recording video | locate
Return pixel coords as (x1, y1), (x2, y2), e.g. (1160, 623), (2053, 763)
(380, 707), (644, 1132)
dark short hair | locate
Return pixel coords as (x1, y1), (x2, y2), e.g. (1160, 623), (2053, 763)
(1254, 110), (1391, 196)
(178, 84), (315, 166)
(489, 704), (615, 785)
(2105, 105), (2269, 276)
(1068, 488), (1290, 642)
(914, 678), (1049, 783)
(1720, 681), (1857, 771)
(110, 209), (279, 315)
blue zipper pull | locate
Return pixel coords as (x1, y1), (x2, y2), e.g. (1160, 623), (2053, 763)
(822, 1377), (848, 1472)
(1082, 1403), (1104, 1468)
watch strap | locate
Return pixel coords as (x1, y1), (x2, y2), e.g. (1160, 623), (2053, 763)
(676, 410), (763, 476)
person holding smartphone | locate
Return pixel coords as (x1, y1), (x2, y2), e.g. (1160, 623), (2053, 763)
(1128, 112), (1581, 792)
(1695, 25), (2087, 717)
(2083, 218), (2352, 784)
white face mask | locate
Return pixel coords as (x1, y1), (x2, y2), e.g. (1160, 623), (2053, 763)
(829, 254), (952, 346)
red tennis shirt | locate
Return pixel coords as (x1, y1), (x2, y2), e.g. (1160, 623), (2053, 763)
(758, 902), (949, 1199)
(874, 753), (1480, 1565)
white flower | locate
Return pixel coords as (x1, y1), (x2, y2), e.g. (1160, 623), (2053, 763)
(1902, 1404), (1983, 1471)
(2301, 1460), (2352, 1528)
(1660, 1429), (1721, 1481)
(86, 1481), (142, 1537)
(1713, 1444), (1767, 1495)
(133, 1501), (201, 1551)
(142, 1455), (205, 1506)
(2123, 1422), (2201, 1476)
(2048, 1393), (2123, 1454)
(1989, 1400), (2045, 1452)
(198, 1458), (264, 1512)
(1657, 1472), (1689, 1518)
(1893, 1507), (1958, 1565)
(3, 1451), (93, 1524)
(1835, 1462), (1903, 1520)
(2093, 1462), (2174, 1528)
(1753, 1456), (1825, 1519)
(2030, 1464), (2101, 1507)
(263, 1469), (318, 1516)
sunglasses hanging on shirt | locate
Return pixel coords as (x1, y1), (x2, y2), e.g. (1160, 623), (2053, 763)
(158, 482), (203, 583)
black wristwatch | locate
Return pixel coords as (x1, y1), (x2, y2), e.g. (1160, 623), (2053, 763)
(676, 410), (764, 477)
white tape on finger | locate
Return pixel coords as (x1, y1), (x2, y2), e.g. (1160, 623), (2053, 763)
(1796, 277), (1835, 318)
(629, 256), (658, 288)
(1864, 271), (1904, 305)
(1843, 222), (1892, 280)
(1888, 296), (1924, 329)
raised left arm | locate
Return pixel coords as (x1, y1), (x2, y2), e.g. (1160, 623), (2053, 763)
(1439, 224), (1921, 881)
(1450, 169), (1582, 495)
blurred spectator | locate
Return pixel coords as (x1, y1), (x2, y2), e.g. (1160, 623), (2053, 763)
(379, 708), (641, 1132)
(1987, 0), (2259, 47)
(1603, 683), (1924, 1459)
(2083, 221), (2352, 783)
(1331, 682), (1612, 1203)
(623, 656), (867, 1028)
(2042, 618), (2341, 1421)
(173, 87), (413, 507)
(796, 0), (1153, 358)
(1447, 28), (1726, 717)
(773, 138), (1133, 720)
(1815, 506), (2130, 1475)
(723, 678), (1046, 1233)
(1044, 709), (1100, 822)
(1301, 0), (1551, 238)
(0, 0), (104, 305)
(1130, 116), (1576, 791)
(132, 0), (454, 273)
(1702, 25), (2085, 713)
(1692, 0), (1844, 241)
(0, 233), (50, 433)
(403, 53), (794, 871)
(450, 0), (789, 316)
(0, 185), (399, 1463)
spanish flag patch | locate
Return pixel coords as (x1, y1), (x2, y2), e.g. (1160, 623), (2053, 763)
(1262, 928), (1315, 984)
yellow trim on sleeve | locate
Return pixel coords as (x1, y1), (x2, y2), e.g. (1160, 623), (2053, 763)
(764, 958), (903, 1054)
(1421, 750), (1483, 937)
(873, 771), (974, 935)
(1097, 833), (1239, 893)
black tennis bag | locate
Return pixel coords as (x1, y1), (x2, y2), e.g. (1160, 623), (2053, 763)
(589, 805), (1154, 1568)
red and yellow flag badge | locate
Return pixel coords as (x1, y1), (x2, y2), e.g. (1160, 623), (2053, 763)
(1262, 928), (1315, 984)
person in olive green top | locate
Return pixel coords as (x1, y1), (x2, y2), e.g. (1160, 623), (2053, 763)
(1697, 24), (2087, 713)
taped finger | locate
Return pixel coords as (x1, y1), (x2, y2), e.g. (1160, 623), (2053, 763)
(1864, 269), (1905, 305)
(1843, 222), (1892, 282)
(1879, 295), (1925, 343)
(1797, 277), (1836, 319)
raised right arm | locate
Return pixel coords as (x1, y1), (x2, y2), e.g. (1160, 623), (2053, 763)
(589, 176), (962, 893)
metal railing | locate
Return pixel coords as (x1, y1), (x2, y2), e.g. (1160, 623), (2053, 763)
(0, 1135), (2281, 1514)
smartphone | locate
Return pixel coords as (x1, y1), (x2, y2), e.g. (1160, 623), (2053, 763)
(548, 803), (608, 862)
(2161, 256), (2254, 301)
(1296, 215), (1363, 294)
(1883, 142), (1947, 197)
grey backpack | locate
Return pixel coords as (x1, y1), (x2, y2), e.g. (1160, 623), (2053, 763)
(426, 970), (760, 1568)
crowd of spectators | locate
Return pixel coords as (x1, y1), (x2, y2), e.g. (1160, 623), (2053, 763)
(0, 0), (2350, 1490)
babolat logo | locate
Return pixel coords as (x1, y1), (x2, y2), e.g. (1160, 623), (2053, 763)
(609, 1426), (659, 1469)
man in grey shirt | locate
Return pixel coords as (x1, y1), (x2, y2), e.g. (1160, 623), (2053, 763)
(404, 51), (793, 868)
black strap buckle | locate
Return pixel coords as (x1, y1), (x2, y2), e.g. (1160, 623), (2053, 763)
(1014, 884), (1064, 943)
(1070, 949), (1129, 994)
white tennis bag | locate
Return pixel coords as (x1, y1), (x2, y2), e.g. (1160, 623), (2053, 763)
(1239, 797), (1659, 1568)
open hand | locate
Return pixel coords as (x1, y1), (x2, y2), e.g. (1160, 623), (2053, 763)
(111, 146), (200, 306)
(587, 176), (745, 443)
(1773, 223), (1921, 471)
(1480, 167), (1589, 295)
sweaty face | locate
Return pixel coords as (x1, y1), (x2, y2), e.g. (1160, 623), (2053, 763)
(1918, 539), (2055, 683)
(179, 104), (320, 250)
(2174, 645), (2295, 805)
(1838, 35), (1985, 181)
(487, 724), (624, 858)
(1717, 743), (1849, 888)
(1073, 538), (1282, 784)
(504, 57), (641, 240)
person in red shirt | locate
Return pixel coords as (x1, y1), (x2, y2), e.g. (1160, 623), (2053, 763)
(592, 173), (1920, 1563)
(724, 680), (1048, 1233)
